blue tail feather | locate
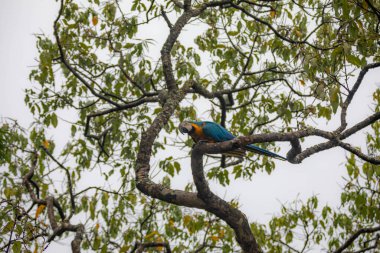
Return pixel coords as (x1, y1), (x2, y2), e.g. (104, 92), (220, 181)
(245, 144), (287, 161)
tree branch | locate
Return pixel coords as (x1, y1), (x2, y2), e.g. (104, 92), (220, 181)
(161, 6), (173, 29)
(338, 62), (380, 132)
(131, 242), (172, 253)
(22, 148), (84, 252)
(333, 226), (380, 253)
(191, 143), (262, 253)
(231, 2), (336, 51)
(53, 0), (121, 107)
(135, 82), (206, 209)
(41, 145), (76, 218)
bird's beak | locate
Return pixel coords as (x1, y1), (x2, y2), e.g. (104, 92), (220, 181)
(179, 122), (191, 134)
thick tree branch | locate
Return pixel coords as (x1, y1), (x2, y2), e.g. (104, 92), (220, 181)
(129, 2), (379, 253)
(191, 143), (262, 253)
(135, 82), (206, 209)
(161, 8), (200, 90)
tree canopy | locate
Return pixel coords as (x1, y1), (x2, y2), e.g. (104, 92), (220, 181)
(1, 0), (380, 252)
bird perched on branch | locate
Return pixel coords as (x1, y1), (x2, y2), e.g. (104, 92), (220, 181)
(179, 120), (287, 160)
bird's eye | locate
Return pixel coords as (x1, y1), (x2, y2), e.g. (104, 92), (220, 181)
(180, 127), (188, 133)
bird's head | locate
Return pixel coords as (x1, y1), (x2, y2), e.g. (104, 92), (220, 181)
(179, 121), (194, 134)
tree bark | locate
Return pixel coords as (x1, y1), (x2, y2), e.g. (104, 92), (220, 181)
(191, 143), (263, 253)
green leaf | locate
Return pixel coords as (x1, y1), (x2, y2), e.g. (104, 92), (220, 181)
(101, 192), (109, 206)
(347, 54), (362, 67)
(194, 54), (201, 66)
(174, 161), (181, 173)
(51, 113), (58, 128)
(329, 86), (340, 113)
(285, 231), (293, 243)
(12, 241), (22, 253)
(93, 236), (101, 249)
(227, 31), (239, 36)
(341, 0), (349, 18)
(1, 221), (14, 235)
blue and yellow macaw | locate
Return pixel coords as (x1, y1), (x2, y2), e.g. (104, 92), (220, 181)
(179, 121), (286, 160)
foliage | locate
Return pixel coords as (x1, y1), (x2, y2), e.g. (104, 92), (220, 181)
(1, 0), (380, 252)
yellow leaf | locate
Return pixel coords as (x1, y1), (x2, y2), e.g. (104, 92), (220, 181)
(210, 235), (219, 242)
(295, 30), (302, 37)
(42, 140), (49, 149)
(183, 215), (192, 226)
(169, 219), (174, 227)
(92, 16), (98, 26)
(270, 10), (276, 18)
(33, 244), (38, 253)
(95, 223), (100, 230)
(218, 229), (225, 238)
(145, 230), (158, 239)
(35, 204), (46, 219)
(299, 80), (305, 86)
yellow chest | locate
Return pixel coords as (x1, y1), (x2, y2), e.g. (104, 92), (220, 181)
(190, 124), (213, 142)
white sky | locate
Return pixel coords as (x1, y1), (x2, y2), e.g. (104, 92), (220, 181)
(0, 1), (379, 252)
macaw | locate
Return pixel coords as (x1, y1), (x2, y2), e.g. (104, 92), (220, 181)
(179, 120), (286, 160)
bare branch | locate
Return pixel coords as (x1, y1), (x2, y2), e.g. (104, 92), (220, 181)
(341, 111), (380, 140)
(73, 186), (121, 197)
(192, 78), (298, 98)
(339, 62), (380, 132)
(131, 242), (172, 253)
(333, 226), (380, 253)
(41, 145), (76, 218)
(161, 6), (173, 29)
(337, 141), (380, 164)
(84, 96), (159, 140)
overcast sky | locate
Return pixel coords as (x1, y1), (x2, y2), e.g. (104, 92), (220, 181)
(1, 1), (379, 252)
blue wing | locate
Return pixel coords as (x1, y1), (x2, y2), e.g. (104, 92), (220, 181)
(199, 121), (235, 142)
(193, 121), (287, 160)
